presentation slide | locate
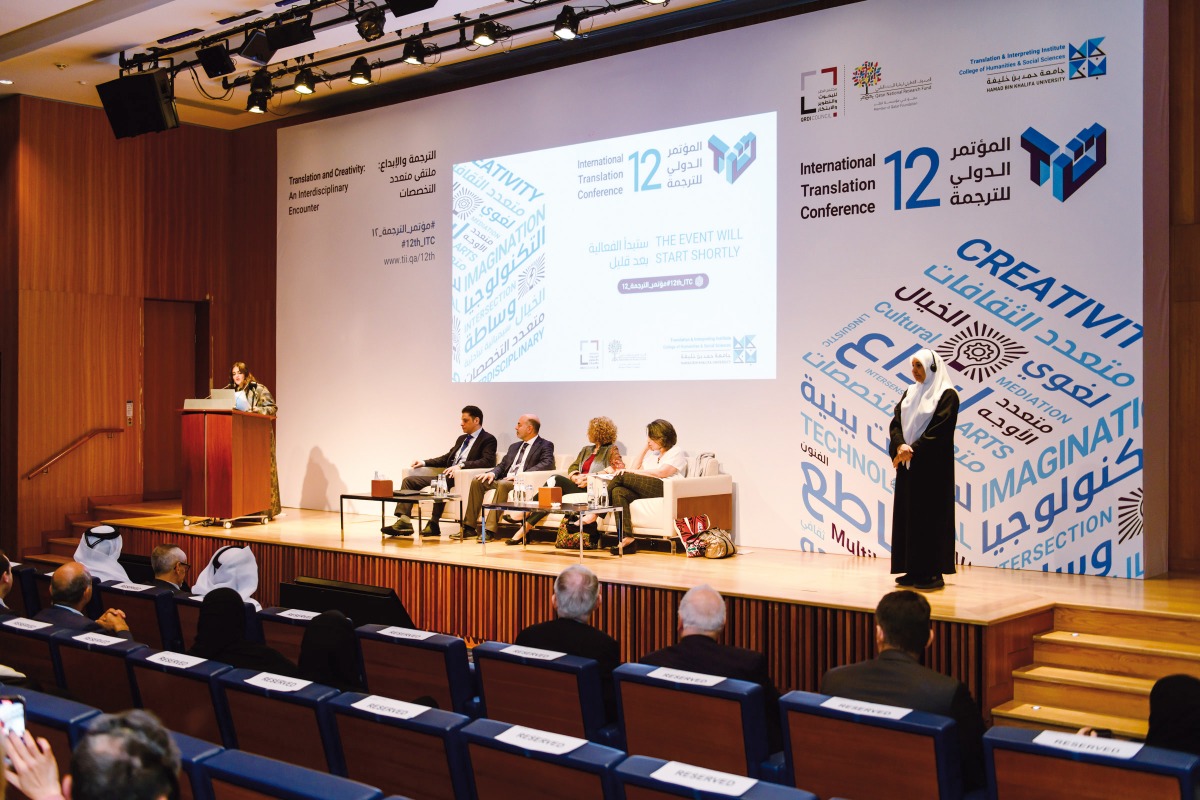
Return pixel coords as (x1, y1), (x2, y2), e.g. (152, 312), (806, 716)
(450, 113), (777, 383)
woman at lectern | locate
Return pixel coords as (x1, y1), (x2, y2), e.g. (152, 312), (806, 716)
(889, 349), (959, 591)
(231, 361), (281, 518)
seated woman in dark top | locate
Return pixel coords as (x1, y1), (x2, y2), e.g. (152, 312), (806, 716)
(298, 610), (365, 691)
(1146, 674), (1200, 756)
(188, 587), (298, 676)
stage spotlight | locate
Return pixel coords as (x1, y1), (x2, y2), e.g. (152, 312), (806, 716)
(348, 56), (374, 85)
(553, 6), (580, 40)
(293, 66), (316, 94)
(247, 68), (273, 113)
(356, 7), (387, 42)
(402, 37), (427, 65)
(196, 42), (236, 78)
(642, 0), (668, 4)
(473, 17), (508, 46)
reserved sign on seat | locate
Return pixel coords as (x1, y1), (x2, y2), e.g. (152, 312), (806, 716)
(646, 667), (725, 686)
(647, 761), (757, 797)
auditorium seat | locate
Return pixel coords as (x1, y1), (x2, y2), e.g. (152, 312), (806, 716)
(356, 624), (475, 714)
(614, 663), (776, 780)
(0, 614), (63, 689)
(326, 691), (471, 800)
(51, 627), (147, 711)
(8, 685), (100, 779)
(193, 748), (384, 800)
(615, 756), (819, 800)
(780, 690), (967, 799)
(177, 594), (264, 651)
(8, 562), (40, 616)
(128, 647), (234, 745)
(98, 579), (183, 651)
(984, 726), (1200, 799)
(259, 606), (319, 664)
(169, 731), (224, 800)
(460, 718), (624, 800)
(216, 668), (341, 771)
(473, 640), (614, 742)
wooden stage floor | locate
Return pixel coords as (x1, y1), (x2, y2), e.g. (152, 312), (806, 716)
(105, 501), (1200, 628)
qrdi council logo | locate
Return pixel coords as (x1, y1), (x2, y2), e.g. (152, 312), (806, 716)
(1019, 122), (1106, 202)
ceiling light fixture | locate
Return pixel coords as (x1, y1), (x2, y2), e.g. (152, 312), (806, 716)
(402, 37), (428, 65)
(553, 6), (580, 40)
(348, 56), (374, 85)
(246, 68), (273, 113)
(642, 0), (669, 5)
(355, 7), (387, 42)
(293, 66), (316, 94)
(473, 17), (510, 47)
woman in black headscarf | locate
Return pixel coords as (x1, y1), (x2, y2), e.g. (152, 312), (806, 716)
(1146, 674), (1200, 757)
(188, 587), (298, 676)
(298, 610), (364, 692)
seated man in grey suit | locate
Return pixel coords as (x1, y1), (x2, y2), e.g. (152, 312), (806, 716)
(516, 564), (621, 722)
(33, 561), (133, 639)
(150, 544), (191, 594)
(390, 404), (498, 537)
(641, 584), (781, 751)
(820, 590), (985, 791)
(456, 413), (555, 540)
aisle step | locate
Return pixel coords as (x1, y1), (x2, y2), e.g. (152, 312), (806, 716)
(1055, 605), (1200, 646)
(1012, 665), (1152, 719)
(991, 700), (1147, 740)
(48, 537), (77, 557)
(1034, 630), (1200, 679)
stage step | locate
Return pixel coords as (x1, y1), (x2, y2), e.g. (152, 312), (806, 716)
(1054, 605), (1200, 646)
(1012, 665), (1152, 719)
(991, 700), (1147, 740)
(1034, 630), (1200, 679)
(47, 537), (78, 557)
(21, 552), (69, 570)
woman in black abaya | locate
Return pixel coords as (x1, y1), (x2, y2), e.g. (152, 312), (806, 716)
(889, 349), (959, 590)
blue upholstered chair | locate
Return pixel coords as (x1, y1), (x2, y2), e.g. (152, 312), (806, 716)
(326, 691), (471, 800)
(780, 690), (971, 799)
(215, 668), (341, 771)
(615, 755), (819, 800)
(0, 614), (64, 689)
(473, 640), (616, 743)
(98, 579), (183, 651)
(984, 726), (1200, 800)
(50, 627), (146, 712)
(259, 606), (320, 664)
(169, 731), (223, 800)
(175, 594), (263, 652)
(614, 663), (780, 780)
(460, 717), (624, 800)
(8, 562), (40, 616)
(356, 624), (475, 715)
(127, 647), (234, 745)
(192, 748), (383, 800)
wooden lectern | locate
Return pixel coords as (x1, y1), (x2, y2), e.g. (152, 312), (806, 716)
(180, 409), (274, 522)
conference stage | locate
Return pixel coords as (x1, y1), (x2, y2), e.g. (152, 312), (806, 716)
(95, 500), (1197, 730)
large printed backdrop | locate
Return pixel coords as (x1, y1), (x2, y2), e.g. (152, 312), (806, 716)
(277, 0), (1154, 577)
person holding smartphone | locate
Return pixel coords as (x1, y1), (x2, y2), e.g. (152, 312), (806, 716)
(3, 697), (64, 800)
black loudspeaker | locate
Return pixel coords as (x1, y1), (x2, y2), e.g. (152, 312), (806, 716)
(266, 16), (315, 49)
(239, 29), (276, 65)
(95, 70), (180, 139)
(196, 44), (236, 78)
(385, 0), (438, 18)
(279, 576), (416, 628)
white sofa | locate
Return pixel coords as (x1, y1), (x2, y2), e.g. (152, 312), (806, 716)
(403, 453), (732, 545)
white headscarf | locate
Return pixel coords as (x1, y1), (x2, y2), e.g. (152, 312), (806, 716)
(73, 525), (130, 583)
(899, 349), (959, 444)
(191, 545), (261, 610)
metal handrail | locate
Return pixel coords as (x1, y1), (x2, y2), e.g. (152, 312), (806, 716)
(24, 428), (123, 480)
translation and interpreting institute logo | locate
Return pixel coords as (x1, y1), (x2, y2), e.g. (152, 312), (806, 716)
(1069, 37), (1106, 80)
(1019, 122), (1107, 201)
(733, 336), (756, 364)
(708, 133), (758, 185)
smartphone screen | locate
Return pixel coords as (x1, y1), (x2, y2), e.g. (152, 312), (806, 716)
(0, 696), (26, 738)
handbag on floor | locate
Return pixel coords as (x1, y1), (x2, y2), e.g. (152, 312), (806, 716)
(675, 514), (712, 558)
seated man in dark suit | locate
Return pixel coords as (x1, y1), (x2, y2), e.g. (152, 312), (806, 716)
(516, 564), (620, 722)
(641, 584), (781, 751)
(820, 590), (985, 791)
(390, 404), (498, 537)
(33, 561), (133, 640)
(457, 413), (555, 540)
(150, 544), (191, 594)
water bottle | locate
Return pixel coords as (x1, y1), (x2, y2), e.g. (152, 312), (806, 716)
(586, 476), (597, 508)
(436, 473), (446, 495)
(515, 472), (525, 503)
(598, 479), (609, 507)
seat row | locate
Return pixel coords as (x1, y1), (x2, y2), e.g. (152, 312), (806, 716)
(6, 612), (1200, 799)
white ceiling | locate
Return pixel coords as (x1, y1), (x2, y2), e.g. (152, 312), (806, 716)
(0, 0), (721, 130)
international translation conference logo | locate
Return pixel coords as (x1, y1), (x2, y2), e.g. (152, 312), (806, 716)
(708, 133), (758, 185)
(1019, 122), (1107, 202)
(1069, 37), (1106, 80)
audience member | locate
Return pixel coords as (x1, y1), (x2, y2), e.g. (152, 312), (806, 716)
(820, 590), (985, 791)
(149, 544), (190, 594)
(0, 551), (25, 682)
(1145, 674), (1200, 757)
(457, 413), (556, 541)
(298, 610), (364, 691)
(389, 405), (497, 537)
(191, 545), (262, 609)
(72, 525), (129, 584)
(33, 562), (131, 639)
(3, 709), (180, 800)
(641, 584), (781, 751)
(515, 565), (620, 721)
(189, 587), (298, 675)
